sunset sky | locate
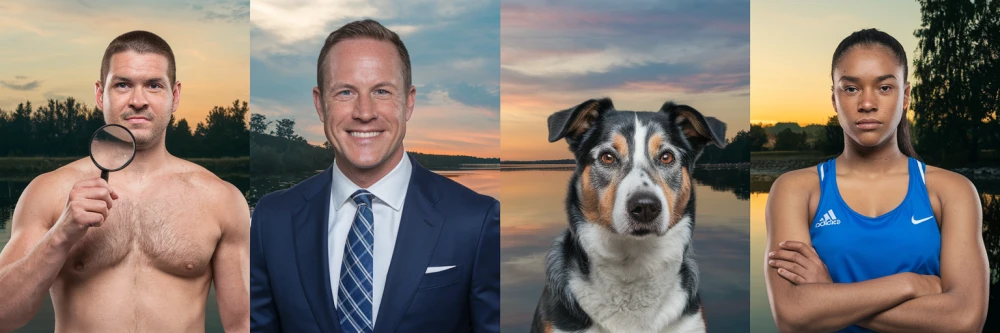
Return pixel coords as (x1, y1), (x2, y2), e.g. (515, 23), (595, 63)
(750, 0), (920, 126)
(250, 0), (500, 158)
(0, 0), (250, 126)
(501, 0), (750, 161)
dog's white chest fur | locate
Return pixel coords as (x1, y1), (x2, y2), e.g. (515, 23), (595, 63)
(566, 221), (705, 333)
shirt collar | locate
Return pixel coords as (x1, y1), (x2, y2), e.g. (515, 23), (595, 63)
(331, 152), (412, 211)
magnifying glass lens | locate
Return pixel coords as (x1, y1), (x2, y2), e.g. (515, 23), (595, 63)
(89, 124), (136, 181)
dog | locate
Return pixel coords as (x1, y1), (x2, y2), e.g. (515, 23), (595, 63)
(530, 98), (726, 333)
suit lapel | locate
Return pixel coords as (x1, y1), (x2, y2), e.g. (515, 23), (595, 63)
(374, 158), (445, 333)
(292, 167), (343, 333)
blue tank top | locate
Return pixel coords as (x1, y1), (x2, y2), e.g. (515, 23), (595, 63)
(810, 157), (941, 333)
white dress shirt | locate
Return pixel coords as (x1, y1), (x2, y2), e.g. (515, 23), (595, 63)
(328, 153), (412, 324)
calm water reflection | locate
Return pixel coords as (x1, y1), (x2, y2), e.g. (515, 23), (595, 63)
(501, 168), (750, 332)
(749, 177), (1000, 333)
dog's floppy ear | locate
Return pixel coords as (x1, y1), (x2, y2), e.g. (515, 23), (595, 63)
(659, 101), (726, 152)
(548, 98), (614, 143)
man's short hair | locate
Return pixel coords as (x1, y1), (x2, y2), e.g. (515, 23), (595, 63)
(316, 19), (412, 94)
(100, 30), (176, 88)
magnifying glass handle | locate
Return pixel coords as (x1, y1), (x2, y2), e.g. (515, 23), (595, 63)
(101, 170), (109, 182)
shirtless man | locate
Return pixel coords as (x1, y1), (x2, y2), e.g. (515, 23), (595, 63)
(0, 31), (250, 332)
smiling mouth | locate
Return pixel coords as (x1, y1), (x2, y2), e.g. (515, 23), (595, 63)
(126, 117), (150, 123)
(349, 131), (383, 138)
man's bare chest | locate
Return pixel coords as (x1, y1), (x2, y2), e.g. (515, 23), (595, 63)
(62, 195), (221, 278)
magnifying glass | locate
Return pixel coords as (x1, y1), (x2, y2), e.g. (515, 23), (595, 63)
(89, 124), (136, 182)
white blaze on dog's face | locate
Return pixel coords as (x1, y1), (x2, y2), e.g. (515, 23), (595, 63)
(548, 98), (726, 238)
(582, 113), (693, 236)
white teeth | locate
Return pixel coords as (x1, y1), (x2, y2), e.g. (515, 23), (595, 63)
(350, 131), (381, 138)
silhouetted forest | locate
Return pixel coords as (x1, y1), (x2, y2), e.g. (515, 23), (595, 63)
(249, 113), (499, 174)
(913, 0), (1000, 166)
(698, 129), (751, 164)
(0, 98), (250, 158)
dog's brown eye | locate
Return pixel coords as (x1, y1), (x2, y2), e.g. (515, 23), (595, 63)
(600, 153), (616, 165)
(659, 152), (674, 164)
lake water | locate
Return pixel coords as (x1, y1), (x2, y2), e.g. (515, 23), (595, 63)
(500, 167), (751, 332)
(749, 175), (1000, 332)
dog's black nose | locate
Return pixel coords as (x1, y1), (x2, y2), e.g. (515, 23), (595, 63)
(628, 194), (661, 223)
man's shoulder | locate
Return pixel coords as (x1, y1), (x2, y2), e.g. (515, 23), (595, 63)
(26, 158), (97, 195)
(14, 158), (96, 227)
(170, 158), (243, 199)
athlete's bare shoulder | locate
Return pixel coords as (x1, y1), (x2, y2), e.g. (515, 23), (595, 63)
(923, 164), (976, 191)
(769, 166), (821, 198)
(922, 164), (979, 212)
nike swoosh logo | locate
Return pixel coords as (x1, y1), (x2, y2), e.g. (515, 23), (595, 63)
(912, 216), (933, 224)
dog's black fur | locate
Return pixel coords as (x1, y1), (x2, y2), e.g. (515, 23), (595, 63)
(531, 98), (725, 333)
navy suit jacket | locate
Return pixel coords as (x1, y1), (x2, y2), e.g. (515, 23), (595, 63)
(250, 155), (500, 333)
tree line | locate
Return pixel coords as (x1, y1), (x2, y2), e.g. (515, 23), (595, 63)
(747, 117), (844, 156)
(250, 113), (331, 174)
(0, 97), (250, 158)
(698, 129), (751, 164)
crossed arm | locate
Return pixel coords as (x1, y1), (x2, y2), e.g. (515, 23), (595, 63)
(764, 170), (987, 333)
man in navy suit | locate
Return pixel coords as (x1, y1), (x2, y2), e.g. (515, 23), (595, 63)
(250, 19), (500, 333)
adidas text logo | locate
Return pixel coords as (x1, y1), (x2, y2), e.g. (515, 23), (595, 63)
(814, 209), (841, 228)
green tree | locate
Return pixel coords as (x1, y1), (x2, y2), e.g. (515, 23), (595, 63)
(912, 0), (1000, 164)
(748, 124), (769, 151)
(166, 116), (195, 156)
(773, 128), (808, 151)
(250, 113), (271, 136)
(815, 115), (844, 155)
(193, 100), (249, 157)
(273, 118), (304, 142)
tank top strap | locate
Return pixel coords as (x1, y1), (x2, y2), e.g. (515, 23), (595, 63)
(907, 157), (932, 204)
(817, 158), (837, 189)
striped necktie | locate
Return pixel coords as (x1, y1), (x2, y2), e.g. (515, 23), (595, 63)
(337, 189), (375, 332)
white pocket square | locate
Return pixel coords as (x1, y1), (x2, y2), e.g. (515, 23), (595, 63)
(425, 265), (456, 273)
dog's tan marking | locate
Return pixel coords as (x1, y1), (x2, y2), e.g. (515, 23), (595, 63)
(671, 167), (693, 226)
(651, 167), (676, 224)
(543, 320), (554, 333)
(648, 133), (663, 161)
(651, 165), (692, 228)
(579, 165), (617, 229)
(597, 173), (619, 230)
(579, 165), (601, 224)
(568, 100), (601, 137)
(613, 133), (628, 157)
